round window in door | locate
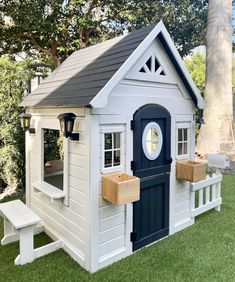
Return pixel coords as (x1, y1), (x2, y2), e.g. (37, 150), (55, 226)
(142, 122), (163, 160)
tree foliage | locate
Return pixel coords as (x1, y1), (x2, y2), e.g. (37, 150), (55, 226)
(0, 0), (208, 67)
(0, 55), (33, 189)
(184, 52), (206, 96)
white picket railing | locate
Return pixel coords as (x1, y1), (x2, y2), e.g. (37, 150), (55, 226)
(191, 173), (222, 218)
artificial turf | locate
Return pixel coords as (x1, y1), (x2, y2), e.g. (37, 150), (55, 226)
(0, 174), (235, 282)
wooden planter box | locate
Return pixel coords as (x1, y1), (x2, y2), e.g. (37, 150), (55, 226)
(176, 160), (206, 182)
(102, 173), (140, 205)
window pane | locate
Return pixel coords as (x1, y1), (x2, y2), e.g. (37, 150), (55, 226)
(146, 128), (152, 141)
(114, 133), (120, 149)
(183, 129), (188, 141)
(178, 143), (183, 155)
(142, 122), (162, 160)
(145, 127), (159, 155)
(178, 129), (183, 141)
(104, 151), (112, 167)
(105, 133), (112, 150)
(152, 128), (159, 142)
(43, 129), (64, 190)
(114, 150), (121, 166)
(183, 142), (188, 154)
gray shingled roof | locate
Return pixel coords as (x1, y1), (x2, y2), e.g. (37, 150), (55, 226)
(20, 24), (156, 108)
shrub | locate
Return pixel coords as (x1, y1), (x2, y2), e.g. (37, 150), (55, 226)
(0, 55), (32, 190)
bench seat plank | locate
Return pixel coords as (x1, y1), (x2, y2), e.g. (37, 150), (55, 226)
(0, 200), (41, 229)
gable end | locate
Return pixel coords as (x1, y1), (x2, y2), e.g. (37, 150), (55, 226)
(158, 32), (198, 108)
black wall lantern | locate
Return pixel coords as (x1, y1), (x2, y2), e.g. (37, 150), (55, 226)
(195, 110), (206, 125)
(19, 113), (35, 134)
(195, 116), (206, 125)
(57, 113), (79, 141)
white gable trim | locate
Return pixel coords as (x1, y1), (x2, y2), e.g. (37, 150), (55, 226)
(90, 21), (205, 109)
(125, 40), (175, 84)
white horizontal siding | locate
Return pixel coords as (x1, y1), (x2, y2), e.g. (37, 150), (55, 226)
(70, 188), (85, 205)
(97, 124), (127, 260)
(27, 107), (89, 269)
(99, 205), (125, 220)
(32, 194), (85, 240)
(69, 176), (86, 193)
(32, 191), (86, 229)
(175, 191), (190, 203)
(70, 164), (87, 181)
(175, 200), (190, 214)
(99, 196), (111, 208)
(70, 143), (88, 156)
(69, 199), (86, 218)
(99, 212), (125, 232)
(31, 197), (85, 254)
(70, 153), (88, 168)
(174, 179), (191, 226)
(99, 235), (125, 257)
(99, 224), (125, 244)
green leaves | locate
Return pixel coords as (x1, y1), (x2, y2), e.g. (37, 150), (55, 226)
(184, 52), (206, 96)
(0, 55), (33, 189)
(0, 0), (208, 67)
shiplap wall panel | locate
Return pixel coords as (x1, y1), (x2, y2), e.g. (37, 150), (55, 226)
(175, 201), (190, 214)
(99, 212), (126, 232)
(69, 199), (86, 218)
(70, 153), (88, 168)
(99, 205), (125, 220)
(70, 188), (86, 205)
(27, 107), (89, 267)
(93, 72), (195, 266)
(99, 236), (125, 257)
(70, 143), (87, 156)
(99, 224), (125, 244)
(32, 202), (85, 255)
(99, 196), (111, 208)
(174, 181), (190, 222)
(97, 123), (127, 260)
(32, 195), (85, 240)
(70, 176), (86, 193)
(70, 165), (87, 181)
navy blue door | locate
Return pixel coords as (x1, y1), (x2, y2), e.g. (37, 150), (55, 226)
(132, 104), (171, 251)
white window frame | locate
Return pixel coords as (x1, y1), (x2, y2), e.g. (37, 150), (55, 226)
(142, 122), (163, 160)
(100, 126), (125, 174)
(33, 127), (70, 206)
(176, 123), (190, 160)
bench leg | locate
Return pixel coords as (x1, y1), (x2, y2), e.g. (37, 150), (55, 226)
(15, 226), (34, 265)
(1, 218), (18, 245)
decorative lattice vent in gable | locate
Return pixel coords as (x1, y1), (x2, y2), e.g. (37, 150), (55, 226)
(139, 54), (166, 76)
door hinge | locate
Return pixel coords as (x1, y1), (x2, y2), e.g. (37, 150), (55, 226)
(166, 157), (173, 164)
(130, 120), (134, 130)
(130, 231), (137, 242)
(130, 161), (135, 171)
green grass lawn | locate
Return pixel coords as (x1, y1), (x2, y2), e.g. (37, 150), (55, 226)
(1, 174), (235, 282)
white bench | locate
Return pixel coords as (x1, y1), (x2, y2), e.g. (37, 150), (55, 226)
(0, 200), (62, 265)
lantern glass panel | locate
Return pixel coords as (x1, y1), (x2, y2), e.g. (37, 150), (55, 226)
(66, 120), (74, 133)
(24, 117), (31, 129)
(60, 120), (65, 133)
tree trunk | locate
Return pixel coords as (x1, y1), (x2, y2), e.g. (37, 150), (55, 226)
(196, 0), (235, 157)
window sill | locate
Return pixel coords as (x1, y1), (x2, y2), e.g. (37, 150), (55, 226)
(176, 155), (190, 161)
(33, 181), (66, 203)
(101, 165), (125, 175)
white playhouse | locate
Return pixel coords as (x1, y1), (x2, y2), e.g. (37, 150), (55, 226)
(0, 21), (223, 272)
